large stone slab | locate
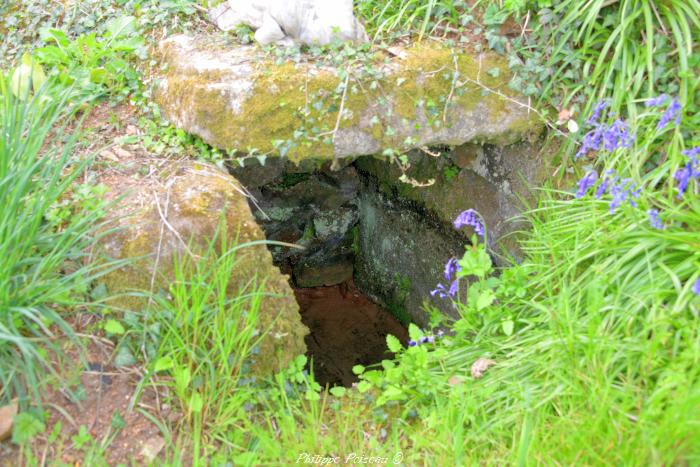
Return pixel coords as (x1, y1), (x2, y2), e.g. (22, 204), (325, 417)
(154, 35), (542, 163)
(98, 160), (308, 375)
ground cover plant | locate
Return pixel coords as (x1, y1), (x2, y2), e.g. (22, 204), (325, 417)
(0, 0), (698, 464)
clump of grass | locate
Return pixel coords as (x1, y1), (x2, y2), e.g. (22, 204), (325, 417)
(0, 76), (99, 406)
(357, 0), (462, 41)
(147, 228), (283, 462)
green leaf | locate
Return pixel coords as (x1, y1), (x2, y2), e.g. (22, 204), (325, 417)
(153, 356), (174, 373)
(305, 390), (321, 401)
(502, 320), (514, 336)
(352, 364), (365, 375)
(103, 319), (125, 335)
(11, 57), (46, 99)
(386, 334), (402, 353)
(329, 387), (346, 397)
(487, 67), (501, 78)
(408, 323), (423, 342)
(113, 345), (136, 367)
(357, 381), (372, 393)
(476, 290), (496, 311)
(189, 392), (203, 413)
(12, 413), (45, 445)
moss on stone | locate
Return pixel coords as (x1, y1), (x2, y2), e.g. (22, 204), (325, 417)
(155, 37), (543, 162)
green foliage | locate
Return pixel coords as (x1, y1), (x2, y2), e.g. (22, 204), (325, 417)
(33, 16), (145, 99)
(507, 0), (699, 130)
(0, 76), (104, 407)
(357, 0), (462, 41)
(147, 227), (289, 462)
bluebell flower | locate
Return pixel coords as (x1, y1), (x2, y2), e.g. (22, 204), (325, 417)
(644, 95), (668, 107)
(682, 147), (700, 159)
(408, 333), (442, 348)
(576, 125), (604, 159)
(431, 279), (459, 300)
(444, 258), (460, 281)
(693, 278), (700, 296)
(453, 209), (484, 237)
(430, 283), (450, 299)
(595, 171), (616, 198)
(576, 170), (598, 198)
(657, 98), (682, 130)
(602, 120), (634, 152)
(587, 100), (608, 125)
(609, 178), (640, 214)
(674, 164), (692, 199)
(648, 209), (664, 230)
(448, 279), (459, 297)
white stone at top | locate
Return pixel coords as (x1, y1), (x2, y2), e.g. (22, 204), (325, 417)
(209, 0), (368, 46)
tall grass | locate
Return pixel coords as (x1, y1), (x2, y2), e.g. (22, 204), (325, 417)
(535, 0), (699, 132)
(357, 0), (462, 40)
(0, 75), (97, 406)
(147, 229), (283, 464)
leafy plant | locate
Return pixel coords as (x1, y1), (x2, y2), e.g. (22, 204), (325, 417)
(0, 75), (105, 407)
(33, 15), (145, 99)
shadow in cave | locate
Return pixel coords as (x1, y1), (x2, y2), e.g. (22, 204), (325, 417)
(294, 280), (408, 387)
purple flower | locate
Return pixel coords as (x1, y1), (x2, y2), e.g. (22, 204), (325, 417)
(444, 258), (460, 281)
(576, 125), (604, 159)
(587, 100), (608, 125)
(431, 279), (459, 300)
(682, 147), (700, 159)
(453, 209), (484, 237)
(648, 209), (664, 230)
(408, 340), (418, 347)
(595, 171), (616, 198)
(603, 120), (634, 152)
(448, 279), (459, 297)
(609, 178), (640, 214)
(657, 98), (682, 130)
(693, 278), (700, 296)
(576, 170), (598, 198)
(430, 283), (449, 299)
(674, 164), (692, 199)
(645, 95), (668, 107)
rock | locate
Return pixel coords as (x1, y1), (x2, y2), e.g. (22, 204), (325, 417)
(293, 251), (354, 288)
(471, 358), (496, 379)
(209, 0), (368, 46)
(313, 208), (357, 241)
(0, 401), (18, 442)
(140, 435), (165, 462)
(154, 36), (542, 163)
(355, 140), (551, 260)
(98, 160), (308, 375)
(354, 186), (466, 325)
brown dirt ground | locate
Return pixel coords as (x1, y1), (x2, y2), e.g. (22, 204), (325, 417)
(296, 281), (408, 388)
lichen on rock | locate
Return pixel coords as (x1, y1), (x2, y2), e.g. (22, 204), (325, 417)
(97, 160), (308, 375)
(154, 34), (543, 163)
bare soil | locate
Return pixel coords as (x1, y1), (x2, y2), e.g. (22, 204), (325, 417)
(296, 281), (408, 387)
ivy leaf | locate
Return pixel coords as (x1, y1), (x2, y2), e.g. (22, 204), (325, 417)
(113, 345), (136, 367)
